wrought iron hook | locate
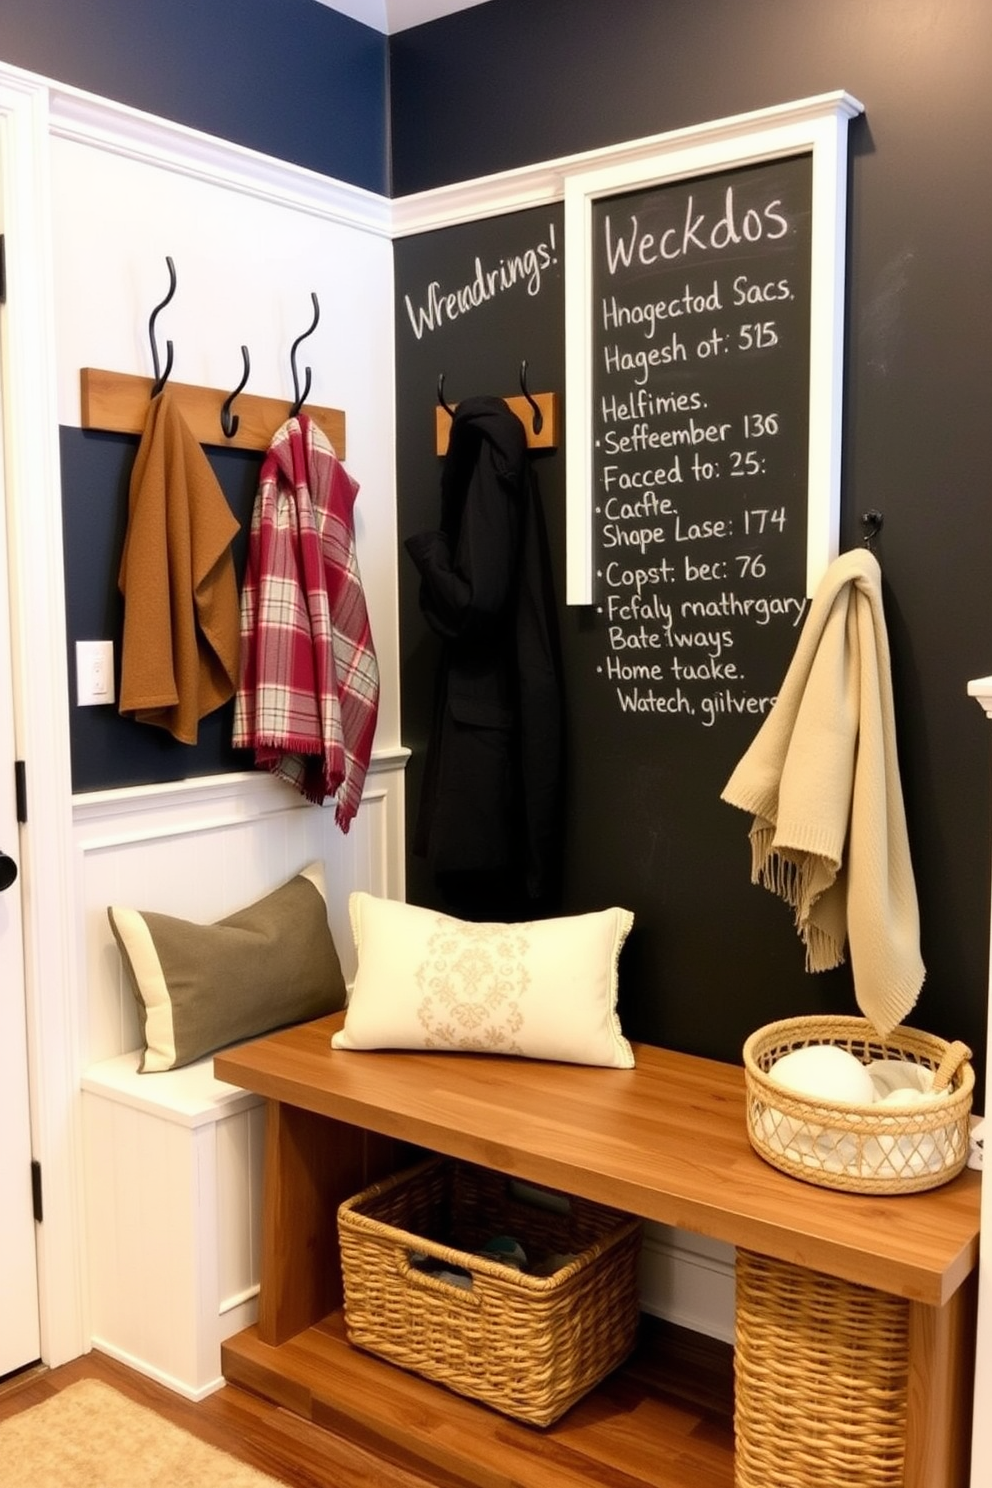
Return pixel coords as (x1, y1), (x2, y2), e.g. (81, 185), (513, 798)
(289, 292), (319, 418)
(220, 345), (251, 439)
(519, 360), (543, 435)
(148, 256), (177, 398)
(862, 509), (884, 554)
(437, 373), (455, 418)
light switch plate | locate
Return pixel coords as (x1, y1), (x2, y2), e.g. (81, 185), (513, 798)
(76, 639), (115, 706)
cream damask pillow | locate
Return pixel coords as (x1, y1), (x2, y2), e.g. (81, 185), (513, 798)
(331, 893), (635, 1068)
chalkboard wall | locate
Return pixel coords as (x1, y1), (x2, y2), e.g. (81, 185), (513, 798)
(396, 203), (856, 1069)
(393, 0), (992, 1098)
(587, 153), (813, 727)
(395, 210), (567, 899)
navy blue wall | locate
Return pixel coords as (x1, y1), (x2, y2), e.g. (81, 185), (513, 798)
(0, 0), (388, 192)
(390, 0), (992, 1091)
(61, 429), (260, 791)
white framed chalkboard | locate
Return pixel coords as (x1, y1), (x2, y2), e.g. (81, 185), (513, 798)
(564, 91), (863, 606)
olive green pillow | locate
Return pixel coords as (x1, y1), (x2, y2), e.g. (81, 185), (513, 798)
(108, 862), (345, 1071)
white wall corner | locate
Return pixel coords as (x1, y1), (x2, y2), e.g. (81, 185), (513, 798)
(968, 670), (992, 1487)
(0, 61), (90, 1367)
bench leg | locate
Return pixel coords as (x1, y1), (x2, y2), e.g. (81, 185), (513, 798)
(257, 1100), (400, 1346)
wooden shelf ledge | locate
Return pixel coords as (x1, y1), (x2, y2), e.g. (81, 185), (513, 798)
(80, 367), (346, 456)
(435, 392), (558, 455)
(222, 1311), (736, 1488)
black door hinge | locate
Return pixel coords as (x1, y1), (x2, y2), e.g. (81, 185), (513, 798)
(15, 760), (27, 824)
(0, 235), (6, 305)
(31, 1160), (43, 1223)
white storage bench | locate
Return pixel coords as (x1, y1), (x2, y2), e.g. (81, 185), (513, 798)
(81, 1050), (265, 1399)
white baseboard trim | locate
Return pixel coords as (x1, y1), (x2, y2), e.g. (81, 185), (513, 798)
(88, 1338), (226, 1402)
(638, 1224), (736, 1347)
(94, 1232), (735, 1402)
(219, 1284), (260, 1317)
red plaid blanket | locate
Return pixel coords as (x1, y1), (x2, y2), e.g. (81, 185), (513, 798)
(233, 416), (379, 830)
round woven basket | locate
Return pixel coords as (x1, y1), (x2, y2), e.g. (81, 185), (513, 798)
(743, 1015), (973, 1195)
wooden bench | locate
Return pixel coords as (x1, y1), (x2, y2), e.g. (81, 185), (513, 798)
(215, 1011), (981, 1488)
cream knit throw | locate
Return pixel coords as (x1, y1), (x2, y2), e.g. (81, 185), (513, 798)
(721, 548), (924, 1036)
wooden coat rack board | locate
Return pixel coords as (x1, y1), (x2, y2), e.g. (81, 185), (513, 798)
(435, 391), (558, 456)
(80, 368), (346, 458)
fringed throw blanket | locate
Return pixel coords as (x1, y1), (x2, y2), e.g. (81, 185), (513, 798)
(721, 548), (924, 1036)
(233, 416), (379, 830)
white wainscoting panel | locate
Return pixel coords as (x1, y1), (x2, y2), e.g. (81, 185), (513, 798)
(639, 1223), (736, 1345)
(81, 1056), (265, 1399)
(216, 1099), (266, 1318)
(73, 754), (407, 1067)
(76, 755), (405, 1395)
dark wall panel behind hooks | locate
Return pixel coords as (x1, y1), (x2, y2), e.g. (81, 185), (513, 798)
(61, 427), (260, 793)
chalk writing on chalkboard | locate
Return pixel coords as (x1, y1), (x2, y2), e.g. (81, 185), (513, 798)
(402, 221), (559, 340)
(588, 154), (812, 726)
(565, 93), (863, 621)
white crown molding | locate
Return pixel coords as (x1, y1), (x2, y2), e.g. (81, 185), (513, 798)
(391, 158), (568, 236)
(37, 72), (864, 249)
(390, 90), (864, 236)
(46, 75), (393, 238)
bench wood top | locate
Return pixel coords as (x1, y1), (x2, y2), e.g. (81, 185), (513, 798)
(215, 1011), (980, 1308)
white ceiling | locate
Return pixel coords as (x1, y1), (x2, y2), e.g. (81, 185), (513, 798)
(315, 0), (489, 33)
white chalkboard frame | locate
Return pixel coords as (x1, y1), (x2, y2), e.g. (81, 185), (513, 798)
(564, 90), (864, 606)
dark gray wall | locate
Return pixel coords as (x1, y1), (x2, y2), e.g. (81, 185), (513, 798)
(391, 0), (992, 1095)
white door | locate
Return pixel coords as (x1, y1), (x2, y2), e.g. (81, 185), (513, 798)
(0, 274), (42, 1378)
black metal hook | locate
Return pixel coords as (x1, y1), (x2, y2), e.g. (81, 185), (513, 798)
(220, 345), (251, 439)
(148, 256), (177, 399)
(862, 509), (884, 554)
(437, 373), (455, 418)
(519, 360), (543, 435)
(289, 292), (319, 418)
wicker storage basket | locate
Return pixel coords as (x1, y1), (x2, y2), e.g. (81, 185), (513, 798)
(337, 1155), (642, 1426)
(735, 1249), (910, 1488)
(743, 1015), (973, 1194)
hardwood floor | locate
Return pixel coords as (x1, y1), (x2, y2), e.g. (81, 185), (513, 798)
(0, 1319), (735, 1488)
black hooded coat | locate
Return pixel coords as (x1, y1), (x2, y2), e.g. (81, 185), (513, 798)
(405, 396), (563, 916)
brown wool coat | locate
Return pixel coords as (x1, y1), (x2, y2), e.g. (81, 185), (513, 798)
(118, 389), (241, 744)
